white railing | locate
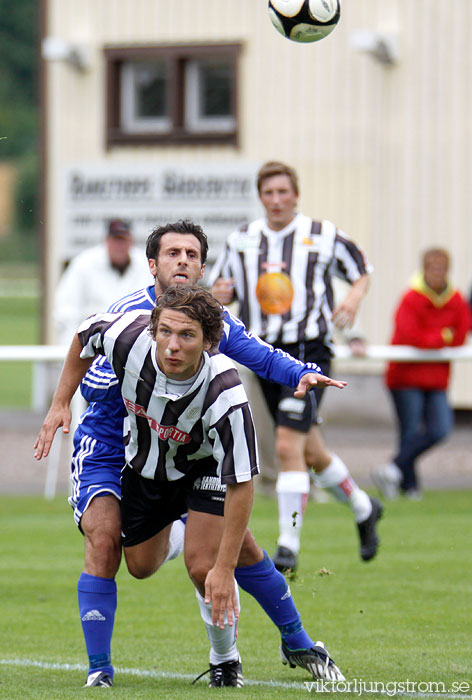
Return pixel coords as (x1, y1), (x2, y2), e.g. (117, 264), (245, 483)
(2, 343), (472, 410)
(2, 343), (472, 363)
(1, 342), (472, 500)
(2, 342), (472, 408)
(0, 345), (68, 361)
(332, 344), (472, 361)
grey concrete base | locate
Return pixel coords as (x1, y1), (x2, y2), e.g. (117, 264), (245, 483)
(1, 381), (471, 496)
(239, 371), (472, 497)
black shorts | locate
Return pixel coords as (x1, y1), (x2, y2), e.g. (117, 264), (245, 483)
(257, 339), (332, 433)
(121, 464), (226, 547)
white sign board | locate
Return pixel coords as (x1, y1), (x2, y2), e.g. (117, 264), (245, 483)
(62, 162), (262, 264)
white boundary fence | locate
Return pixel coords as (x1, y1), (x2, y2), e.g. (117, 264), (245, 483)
(1, 343), (472, 499)
(2, 343), (472, 363)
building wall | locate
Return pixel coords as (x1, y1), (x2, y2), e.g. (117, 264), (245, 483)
(43, 0), (472, 405)
(0, 164), (17, 237)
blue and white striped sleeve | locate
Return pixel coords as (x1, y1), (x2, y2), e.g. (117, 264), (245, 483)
(80, 356), (122, 403)
(218, 310), (323, 387)
(79, 288), (154, 404)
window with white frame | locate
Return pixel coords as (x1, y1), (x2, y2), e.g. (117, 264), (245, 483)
(105, 44), (240, 147)
(120, 61), (170, 133)
(184, 60), (236, 133)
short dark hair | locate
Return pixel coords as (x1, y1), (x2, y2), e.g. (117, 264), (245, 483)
(149, 285), (223, 348)
(145, 220), (209, 265)
(256, 161), (299, 196)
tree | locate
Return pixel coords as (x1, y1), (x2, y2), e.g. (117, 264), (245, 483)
(0, 0), (38, 158)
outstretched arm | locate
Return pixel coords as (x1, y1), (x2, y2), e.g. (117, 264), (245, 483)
(294, 372), (347, 398)
(220, 310), (326, 388)
(34, 334), (94, 459)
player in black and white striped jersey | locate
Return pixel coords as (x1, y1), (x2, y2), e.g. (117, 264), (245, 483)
(77, 306), (258, 487)
(209, 160), (383, 572)
(37, 286), (255, 686)
(210, 216), (369, 346)
(35, 283), (346, 687)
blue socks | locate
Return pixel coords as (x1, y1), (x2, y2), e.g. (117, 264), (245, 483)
(77, 552), (313, 677)
(78, 573), (117, 678)
(235, 551), (314, 651)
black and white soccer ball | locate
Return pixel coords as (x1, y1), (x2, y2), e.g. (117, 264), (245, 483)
(268, 0), (341, 43)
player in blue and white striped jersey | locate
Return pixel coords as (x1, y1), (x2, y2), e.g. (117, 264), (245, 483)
(76, 289), (326, 458)
(37, 286), (258, 686)
(36, 280), (346, 688)
(38, 220), (346, 688)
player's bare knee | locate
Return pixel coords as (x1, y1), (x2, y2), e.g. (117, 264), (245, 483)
(238, 529), (264, 567)
(127, 563), (156, 579)
(124, 551), (159, 579)
(84, 530), (122, 577)
(85, 522), (121, 552)
(276, 434), (296, 463)
(185, 558), (211, 589)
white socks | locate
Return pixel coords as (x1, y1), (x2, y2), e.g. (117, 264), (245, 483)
(163, 519), (186, 564)
(276, 471), (310, 553)
(314, 454), (372, 523)
(196, 585), (240, 665)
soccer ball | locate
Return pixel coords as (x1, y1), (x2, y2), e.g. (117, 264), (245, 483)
(268, 0), (341, 43)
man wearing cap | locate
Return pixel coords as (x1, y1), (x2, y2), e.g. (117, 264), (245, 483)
(54, 219), (151, 344)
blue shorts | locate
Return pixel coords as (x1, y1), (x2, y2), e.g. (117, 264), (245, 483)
(68, 427), (124, 530)
(68, 428), (226, 535)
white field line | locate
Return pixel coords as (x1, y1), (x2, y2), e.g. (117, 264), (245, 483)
(0, 657), (303, 690)
(1, 657), (472, 698)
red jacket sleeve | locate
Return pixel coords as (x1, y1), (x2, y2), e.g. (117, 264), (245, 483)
(449, 293), (471, 346)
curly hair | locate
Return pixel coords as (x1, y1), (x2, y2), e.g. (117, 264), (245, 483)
(145, 220), (209, 265)
(149, 285), (223, 348)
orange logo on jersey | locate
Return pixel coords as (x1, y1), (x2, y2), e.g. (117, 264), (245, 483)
(256, 272), (294, 315)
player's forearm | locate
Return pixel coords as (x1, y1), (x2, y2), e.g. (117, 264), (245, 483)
(34, 335), (95, 460)
(215, 480), (254, 572)
(52, 334), (94, 406)
(225, 317), (321, 388)
(335, 274), (369, 327)
(348, 274), (370, 305)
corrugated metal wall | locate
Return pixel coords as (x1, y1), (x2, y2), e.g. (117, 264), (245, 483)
(45, 0), (472, 404)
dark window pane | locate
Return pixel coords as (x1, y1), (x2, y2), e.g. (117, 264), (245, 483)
(134, 63), (167, 118)
(199, 62), (233, 117)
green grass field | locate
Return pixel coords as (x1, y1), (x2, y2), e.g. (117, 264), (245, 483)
(0, 295), (40, 408)
(0, 491), (470, 700)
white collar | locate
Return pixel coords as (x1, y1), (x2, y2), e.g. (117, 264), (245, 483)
(151, 343), (209, 399)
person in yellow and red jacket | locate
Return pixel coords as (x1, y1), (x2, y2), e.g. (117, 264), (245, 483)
(373, 248), (471, 500)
